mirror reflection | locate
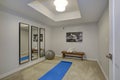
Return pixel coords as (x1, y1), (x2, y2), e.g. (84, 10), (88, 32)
(31, 26), (38, 60)
(19, 23), (29, 64)
(39, 28), (45, 57)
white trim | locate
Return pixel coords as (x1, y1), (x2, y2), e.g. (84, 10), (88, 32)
(97, 60), (108, 80)
(0, 57), (45, 79)
(109, 0), (115, 80)
(55, 54), (62, 57)
(85, 58), (98, 61)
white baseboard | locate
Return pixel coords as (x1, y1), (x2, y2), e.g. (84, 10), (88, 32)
(97, 60), (108, 80)
(55, 54), (62, 57)
(0, 57), (45, 79)
(86, 58), (98, 61)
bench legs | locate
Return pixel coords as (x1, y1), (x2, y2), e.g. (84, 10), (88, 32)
(62, 53), (65, 58)
(81, 57), (83, 60)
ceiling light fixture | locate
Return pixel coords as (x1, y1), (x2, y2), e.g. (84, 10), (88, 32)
(55, 6), (66, 12)
(54, 0), (68, 12)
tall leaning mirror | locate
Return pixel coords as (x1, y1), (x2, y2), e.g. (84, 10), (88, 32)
(31, 26), (38, 60)
(19, 22), (29, 64)
(39, 28), (45, 57)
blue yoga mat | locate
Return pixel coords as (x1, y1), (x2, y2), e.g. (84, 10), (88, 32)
(38, 61), (72, 80)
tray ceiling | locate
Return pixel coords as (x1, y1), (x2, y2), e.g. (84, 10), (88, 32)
(0, 0), (108, 27)
(28, 0), (81, 21)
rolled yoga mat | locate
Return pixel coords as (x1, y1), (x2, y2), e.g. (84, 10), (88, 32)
(38, 61), (72, 80)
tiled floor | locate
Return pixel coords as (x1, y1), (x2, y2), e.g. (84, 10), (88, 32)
(1, 57), (106, 80)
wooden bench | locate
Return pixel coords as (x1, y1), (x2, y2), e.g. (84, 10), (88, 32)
(61, 51), (85, 60)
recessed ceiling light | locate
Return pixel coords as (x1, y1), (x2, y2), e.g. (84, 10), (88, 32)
(55, 6), (66, 12)
(54, 0), (68, 12)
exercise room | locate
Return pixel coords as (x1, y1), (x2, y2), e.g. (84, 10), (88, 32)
(0, 0), (119, 80)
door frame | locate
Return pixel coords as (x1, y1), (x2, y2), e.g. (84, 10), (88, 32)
(109, 0), (115, 80)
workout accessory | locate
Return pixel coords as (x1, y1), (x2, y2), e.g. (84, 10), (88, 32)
(45, 50), (55, 60)
(38, 61), (72, 80)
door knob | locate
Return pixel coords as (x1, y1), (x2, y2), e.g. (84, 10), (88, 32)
(106, 53), (112, 60)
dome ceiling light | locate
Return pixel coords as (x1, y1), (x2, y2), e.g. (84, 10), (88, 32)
(54, 0), (68, 12)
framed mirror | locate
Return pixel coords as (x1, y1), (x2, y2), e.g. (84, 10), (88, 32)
(39, 28), (45, 57)
(31, 26), (38, 60)
(19, 22), (29, 64)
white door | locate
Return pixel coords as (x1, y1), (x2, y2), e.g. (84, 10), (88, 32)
(109, 0), (120, 80)
(109, 0), (115, 80)
(113, 0), (120, 80)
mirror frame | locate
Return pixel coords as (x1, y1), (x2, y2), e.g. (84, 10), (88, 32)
(19, 22), (29, 64)
(39, 28), (45, 57)
(31, 26), (39, 60)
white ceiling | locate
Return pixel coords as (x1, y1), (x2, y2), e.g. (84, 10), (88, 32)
(0, 0), (108, 27)
(28, 0), (81, 21)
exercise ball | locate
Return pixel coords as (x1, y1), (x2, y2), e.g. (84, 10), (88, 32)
(45, 50), (55, 60)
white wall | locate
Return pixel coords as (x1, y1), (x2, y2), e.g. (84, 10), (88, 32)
(98, 7), (109, 79)
(0, 9), (51, 78)
(51, 23), (99, 60)
(45, 27), (51, 51)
